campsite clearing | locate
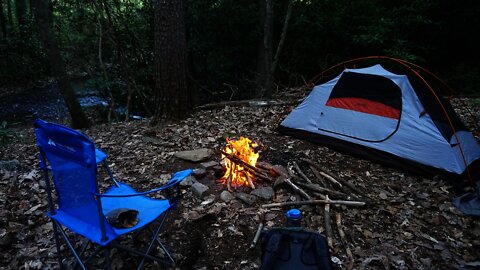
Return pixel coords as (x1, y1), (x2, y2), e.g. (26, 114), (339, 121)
(0, 95), (479, 269)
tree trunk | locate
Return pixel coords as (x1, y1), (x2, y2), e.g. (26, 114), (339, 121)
(152, 0), (191, 123)
(256, 0), (268, 90)
(6, 0), (13, 27)
(0, 0), (7, 38)
(262, 0), (273, 97)
(15, 0), (27, 29)
(31, 0), (90, 129)
(263, 0), (294, 98)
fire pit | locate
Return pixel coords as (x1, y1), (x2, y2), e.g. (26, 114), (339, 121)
(220, 136), (260, 191)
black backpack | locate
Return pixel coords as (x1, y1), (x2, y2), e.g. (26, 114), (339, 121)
(260, 228), (333, 270)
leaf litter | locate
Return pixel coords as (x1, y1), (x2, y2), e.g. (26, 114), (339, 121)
(0, 96), (479, 269)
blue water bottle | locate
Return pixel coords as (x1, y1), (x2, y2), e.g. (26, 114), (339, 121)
(285, 209), (302, 227)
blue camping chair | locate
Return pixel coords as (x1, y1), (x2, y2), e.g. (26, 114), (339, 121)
(34, 119), (192, 269)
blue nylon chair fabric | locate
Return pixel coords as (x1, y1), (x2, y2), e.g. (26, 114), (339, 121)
(34, 119), (192, 246)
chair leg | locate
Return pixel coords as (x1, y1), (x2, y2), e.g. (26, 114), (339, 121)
(73, 239), (90, 269)
(56, 221), (88, 270)
(104, 248), (112, 270)
(52, 220), (64, 270)
(148, 227), (174, 264)
(137, 211), (170, 270)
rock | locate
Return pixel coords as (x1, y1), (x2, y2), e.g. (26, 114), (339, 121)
(251, 186), (274, 200)
(191, 182), (209, 198)
(180, 175), (197, 187)
(234, 192), (257, 205)
(220, 190), (235, 202)
(200, 161), (219, 168)
(192, 168), (207, 178)
(174, 148), (213, 162)
(0, 160), (21, 171)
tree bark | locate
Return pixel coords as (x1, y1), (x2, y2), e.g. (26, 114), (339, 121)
(256, 0), (268, 90)
(0, 0), (7, 38)
(262, 0), (273, 97)
(152, 0), (191, 123)
(15, 0), (27, 29)
(6, 0), (13, 27)
(31, 0), (90, 129)
(264, 0), (294, 98)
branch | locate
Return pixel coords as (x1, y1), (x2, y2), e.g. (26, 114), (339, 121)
(293, 161), (312, 183)
(220, 150), (272, 181)
(261, 199), (366, 208)
(336, 213), (354, 270)
(324, 195), (333, 247)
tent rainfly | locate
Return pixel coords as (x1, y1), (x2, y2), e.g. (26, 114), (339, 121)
(278, 64), (480, 179)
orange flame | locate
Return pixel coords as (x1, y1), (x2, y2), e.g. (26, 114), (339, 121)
(220, 136), (259, 189)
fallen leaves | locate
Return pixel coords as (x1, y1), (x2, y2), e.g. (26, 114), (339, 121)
(0, 97), (478, 269)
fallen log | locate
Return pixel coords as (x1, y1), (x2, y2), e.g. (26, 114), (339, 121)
(195, 99), (291, 110)
(261, 199), (366, 208)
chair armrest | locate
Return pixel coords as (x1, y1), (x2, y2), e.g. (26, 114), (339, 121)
(95, 148), (108, 164)
(94, 169), (192, 198)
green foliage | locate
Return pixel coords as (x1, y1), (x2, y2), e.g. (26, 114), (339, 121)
(1, 0), (479, 111)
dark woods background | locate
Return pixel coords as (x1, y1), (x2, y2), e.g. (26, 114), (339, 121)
(0, 0), (479, 122)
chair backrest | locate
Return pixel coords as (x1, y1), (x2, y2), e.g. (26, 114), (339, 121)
(34, 119), (103, 227)
(260, 228), (333, 270)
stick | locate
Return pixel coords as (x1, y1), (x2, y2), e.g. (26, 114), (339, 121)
(284, 178), (311, 200)
(293, 161), (312, 183)
(336, 213), (354, 270)
(303, 158), (366, 196)
(296, 182), (346, 198)
(301, 158), (342, 188)
(324, 195), (333, 247)
(249, 212), (265, 250)
(227, 171), (232, 192)
(309, 164), (328, 187)
(220, 150), (272, 181)
(246, 172), (255, 189)
(221, 150), (269, 174)
(261, 199), (366, 208)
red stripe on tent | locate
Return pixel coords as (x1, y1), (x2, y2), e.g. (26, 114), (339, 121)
(326, 97), (400, 119)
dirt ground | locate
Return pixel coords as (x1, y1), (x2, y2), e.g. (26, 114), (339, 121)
(0, 92), (479, 269)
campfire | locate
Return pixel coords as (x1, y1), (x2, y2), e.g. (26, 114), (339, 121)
(220, 136), (260, 191)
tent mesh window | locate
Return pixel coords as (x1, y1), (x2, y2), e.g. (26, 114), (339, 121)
(325, 72), (402, 119)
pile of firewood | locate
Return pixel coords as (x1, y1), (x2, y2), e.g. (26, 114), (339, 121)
(220, 153), (367, 270)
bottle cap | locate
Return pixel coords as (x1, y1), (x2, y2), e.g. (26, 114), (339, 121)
(286, 209), (301, 220)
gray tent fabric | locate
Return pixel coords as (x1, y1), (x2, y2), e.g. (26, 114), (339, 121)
(279, 64), (480, 176)
(453, 181), (480, 216)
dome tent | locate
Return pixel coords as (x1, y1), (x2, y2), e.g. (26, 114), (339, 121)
(278, 62), (480, 181)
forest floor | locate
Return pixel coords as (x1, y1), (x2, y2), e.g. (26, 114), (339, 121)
(0, 87), (479, 270)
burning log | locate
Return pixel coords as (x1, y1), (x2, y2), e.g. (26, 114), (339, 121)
(220, 150), (272, 182)
(261, 199), (366, 208)
(245, 173), (255, 190)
